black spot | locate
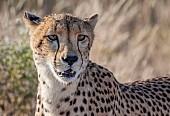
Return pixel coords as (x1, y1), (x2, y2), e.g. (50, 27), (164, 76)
(152, 107), (155, 112)
(135, 105), (139, 110)
(137, 92), (143, 96)
(139, 97), (144, 103)
(81, 81), (84, 87)
(107, 72), (111, 77)
(108, 107), (111, 112)
(162, 93), (167, 97)
(104, 106), (107, 112)
(83, 98), (87, 104)
(103, 72), (107, 76)
(66, 111), (70, 116)
(94, 77), (98, 83)
(45, 108), (49, 112)
(37, 107), (40, 112)
(76, 90), (81, 96)
(104, 81), (108, 86)
(92, 91), (95, 96)
(96, 96), (100, 101)
(41, 104), (43, 108)
(163, 104), (167, 110)
(82, 91), (86, 96)
(80, 106), (85, 112)
(99, 78), (103, 83)
(130, 94), (135, 99)
(88, 91), (91, 97)
(89, 106), (92, 111)
(101, 97), (105, 103)
(98, 65), (103, 69)
(131, 107), (134, 112)
(108, 82), (112, 88)
(61, 87), (66, 92)
(161, 85), (166, 88)
(37, 95), (41, 99)
(95, 108), (99, 113)
(166, 89), (170, 93)
(156, 95), (161, 100)
(96, 73), (99, 77)
(162, 97), (166, 102)
(91, 72), (95, 77)
(156, 106), (160, 111)
(89, 82), (93, 87)
(91, 112), (94, 116)
(69, 101), (73, 105)
(93, 100), (98, 107)
(167, 97), (170, 102)
(100, 107), (104, 113)
(143, 107), (146, 113)
(59, 111), (64, 115)
(110, 95), (114, 101)
(74, 107), (78, 112)
(147, 112), (151, 116)
(43, 81), (46, 84)
(153, 87), (158, 92)
(147, 101), (152, 106)
(101, 75), (105, 78)
(64, 97), (70, 102)
(72, 99), (77, 105)
(121, 103), (124, 108)
(126, 94), (130, 98)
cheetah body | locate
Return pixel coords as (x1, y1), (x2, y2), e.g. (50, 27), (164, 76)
(23, 12), (170, 116)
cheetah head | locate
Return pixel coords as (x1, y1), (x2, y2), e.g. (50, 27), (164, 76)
(23, 12), (98, 84)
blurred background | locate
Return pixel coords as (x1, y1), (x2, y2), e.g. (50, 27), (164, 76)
(0, 0), (170, 115)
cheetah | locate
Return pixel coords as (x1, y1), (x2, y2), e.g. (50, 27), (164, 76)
(23, 11), (170, 116)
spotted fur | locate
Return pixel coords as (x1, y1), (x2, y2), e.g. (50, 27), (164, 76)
(23, 12), (170, 116)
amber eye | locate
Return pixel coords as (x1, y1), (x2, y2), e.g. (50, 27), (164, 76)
(77, 34), (87, 41)
(45, 35), (58, 42)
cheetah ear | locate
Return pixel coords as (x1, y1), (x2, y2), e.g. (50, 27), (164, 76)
(85, 13), (98, 30)
(23, 11), (42, 31)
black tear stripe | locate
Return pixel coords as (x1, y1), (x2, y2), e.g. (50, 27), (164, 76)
(77, 41), (83, 70)
(86, 36), (91, 50)
(54, 37), (60, 67)
(77, 24), (84, 70)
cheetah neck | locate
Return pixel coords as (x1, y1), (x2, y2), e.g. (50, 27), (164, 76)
(35, 62), (81, 115)
(35, 61), (122, 115)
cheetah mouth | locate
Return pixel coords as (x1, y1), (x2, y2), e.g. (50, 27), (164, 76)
(55, 69), (76, 78)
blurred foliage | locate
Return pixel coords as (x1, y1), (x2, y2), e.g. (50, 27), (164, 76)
(0, 0), (170, 115)
(0, 18), (37, 115)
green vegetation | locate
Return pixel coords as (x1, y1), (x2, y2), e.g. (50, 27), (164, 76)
(0, 21), (37, 115)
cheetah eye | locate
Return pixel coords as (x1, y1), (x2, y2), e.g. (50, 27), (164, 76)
(45, 35), (58, 42)
(77, 34), (87, 41)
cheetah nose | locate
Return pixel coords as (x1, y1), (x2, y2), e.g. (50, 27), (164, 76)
(62, 55), (78, 66)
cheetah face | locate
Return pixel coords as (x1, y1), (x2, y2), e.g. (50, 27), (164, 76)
(23, 12), (98, 84)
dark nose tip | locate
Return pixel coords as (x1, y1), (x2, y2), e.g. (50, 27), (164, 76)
(62, 55), (78, 66)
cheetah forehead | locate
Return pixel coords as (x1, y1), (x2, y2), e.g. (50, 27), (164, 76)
(43, 14), (83, 25)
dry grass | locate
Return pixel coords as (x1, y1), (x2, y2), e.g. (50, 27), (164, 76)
(0, 0), (170, 115)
